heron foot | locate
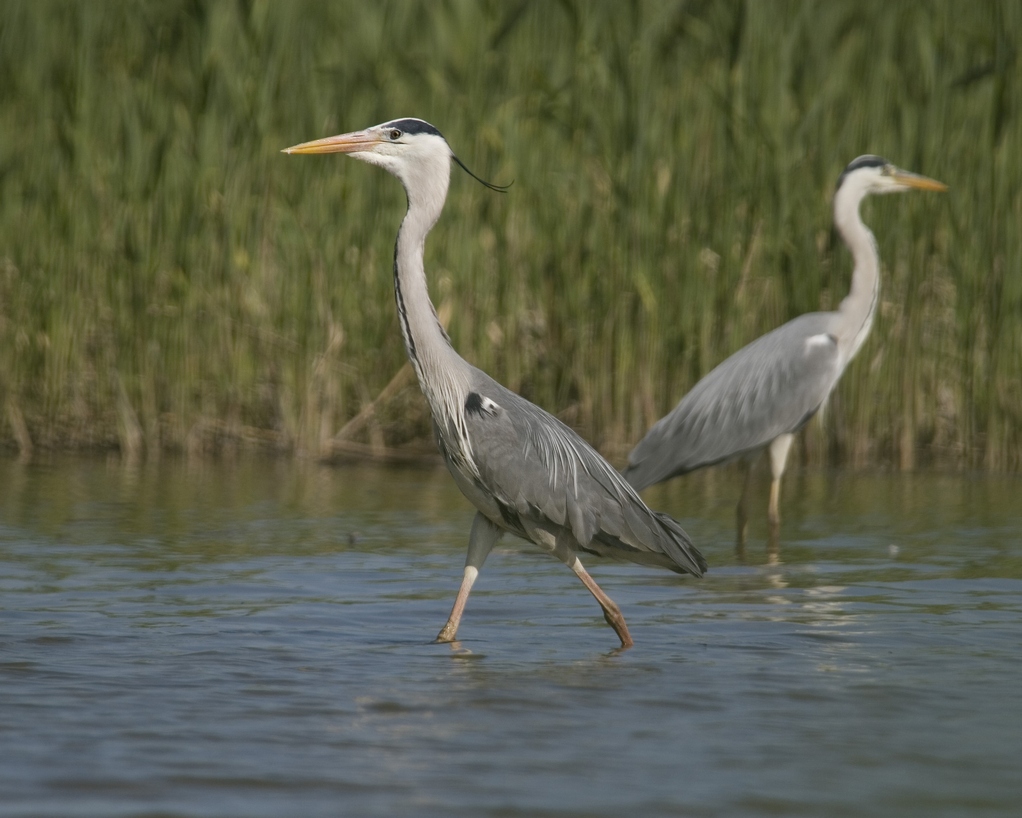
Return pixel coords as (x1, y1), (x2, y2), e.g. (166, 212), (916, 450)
(435, 623), (458, 643)
(567, 557), (635, 648)
(602, 606), (634, 649)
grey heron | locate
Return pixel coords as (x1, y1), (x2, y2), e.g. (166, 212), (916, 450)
(623, 156), (946, 542)
(285, 118), (706, 648)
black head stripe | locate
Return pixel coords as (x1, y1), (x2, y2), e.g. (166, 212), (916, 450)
(386, 118), (444, 138)
(836, 155), (889, 191)
(845, 155), (887, 172)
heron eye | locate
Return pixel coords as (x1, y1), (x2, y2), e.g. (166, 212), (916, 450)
(388, 129), (402, 140)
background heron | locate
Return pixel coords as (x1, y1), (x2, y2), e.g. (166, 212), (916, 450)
(623, 156), (946, 543)
(285, 118), (706, 648)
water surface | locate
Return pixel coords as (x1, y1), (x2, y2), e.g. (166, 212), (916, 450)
(1, 456), (1020, 817)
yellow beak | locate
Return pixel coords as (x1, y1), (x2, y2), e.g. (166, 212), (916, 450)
(282, 129), (382, 155)
(891, 169), (948, 192)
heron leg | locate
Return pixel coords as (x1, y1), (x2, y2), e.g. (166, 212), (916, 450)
(736, 458), (756, 549)
(767, 433), (794, 530)
(527, 524), (633, 648)
(568, 557), (634, 649)
(436, 512), (501, 643)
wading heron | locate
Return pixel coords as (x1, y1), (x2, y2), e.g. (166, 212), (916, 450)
(623, 156), (946, 543)
(285, 118), (706, 648)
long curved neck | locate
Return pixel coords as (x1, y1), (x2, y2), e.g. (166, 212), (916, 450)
(392, 170), (472, 442)
(833, 185), (880, 366)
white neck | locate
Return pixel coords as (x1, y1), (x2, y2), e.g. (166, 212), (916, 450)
(393, 174), (457, 380)
(833, 182), (881, 366)
(391, 158), (476, 467)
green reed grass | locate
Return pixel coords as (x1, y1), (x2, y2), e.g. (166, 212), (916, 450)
(0, 1), (1019, 469)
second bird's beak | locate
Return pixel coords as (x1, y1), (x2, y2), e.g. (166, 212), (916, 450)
(891, 169), (948, 192)
(282, 130), (381, 155)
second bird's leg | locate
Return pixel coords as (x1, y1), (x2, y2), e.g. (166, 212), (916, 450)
(767, 434), (794, 533)
(735, 459), (756, 549)
(436, 512), (501, 643)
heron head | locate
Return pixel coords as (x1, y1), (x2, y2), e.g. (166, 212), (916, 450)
(283, 118), (508, 197)
(284, 118), (452, 183)
(837, 155), (947, 198)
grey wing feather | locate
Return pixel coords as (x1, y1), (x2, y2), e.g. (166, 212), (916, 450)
(624, 313), (842, 491)
(463, 371), (706, 577)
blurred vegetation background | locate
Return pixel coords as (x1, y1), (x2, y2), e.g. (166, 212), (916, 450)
(0, 0), (1018, 469)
